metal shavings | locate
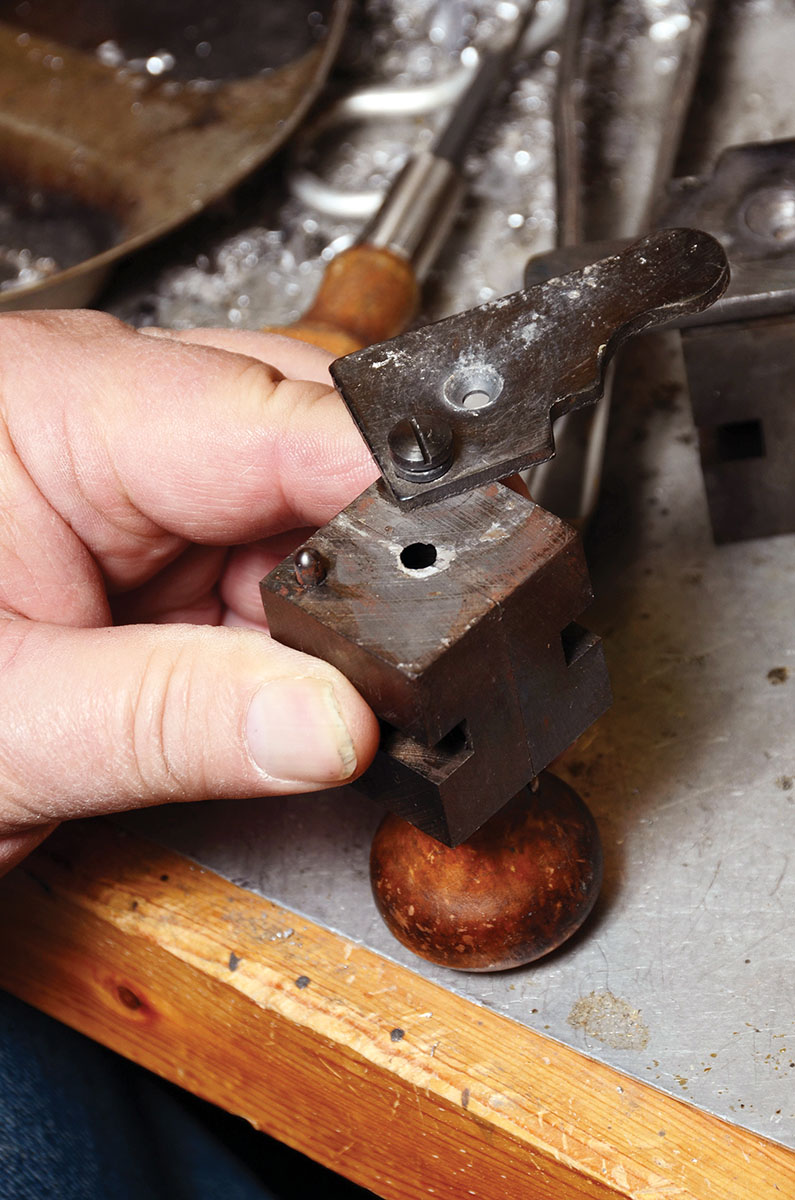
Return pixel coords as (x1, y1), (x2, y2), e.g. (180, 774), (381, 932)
(107, 0), (559, 330)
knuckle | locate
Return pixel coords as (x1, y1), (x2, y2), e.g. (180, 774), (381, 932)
(128, 639), (198, 798)
(233, 357), (283, 408)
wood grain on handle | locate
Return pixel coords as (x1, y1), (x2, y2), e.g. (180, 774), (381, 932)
(265, 245), (419, 355)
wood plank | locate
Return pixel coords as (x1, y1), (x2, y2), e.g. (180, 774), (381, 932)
(0, 819), (791, 1200)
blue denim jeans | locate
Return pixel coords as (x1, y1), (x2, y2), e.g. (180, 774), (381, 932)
(0, 989), (365, 1199)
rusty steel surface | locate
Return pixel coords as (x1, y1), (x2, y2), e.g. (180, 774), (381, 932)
(262, 480), (610, 846)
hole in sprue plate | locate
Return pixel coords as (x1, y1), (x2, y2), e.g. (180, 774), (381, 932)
(462, 389), (492, 410)
(400, 542), (437, 570)
(443, 362), (504, 411)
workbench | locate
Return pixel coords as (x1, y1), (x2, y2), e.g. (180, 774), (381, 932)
(0, 330), (793, 1199)
(1, 3), (794, 1196)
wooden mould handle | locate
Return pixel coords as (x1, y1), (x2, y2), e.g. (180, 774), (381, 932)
(265, 244), (420, 356)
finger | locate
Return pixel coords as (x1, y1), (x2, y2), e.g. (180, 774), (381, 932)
(112, 534), (310, 627)
(219, 531), (313, 623)
(222, 610), (267, 631)
(0, 825), (56, 877)
(0, 618), (380, 872)
(0, 311), (378, 594)
(0, 419), (110, 626)
(112, 545), (228, 624)
(151, 328), (336, 383)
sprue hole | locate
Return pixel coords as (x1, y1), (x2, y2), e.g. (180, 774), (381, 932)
(462, 389), (493, 410)
(400, 542), (437, 570)
(443, 362), (504, 411)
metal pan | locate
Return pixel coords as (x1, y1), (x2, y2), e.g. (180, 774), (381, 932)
(0, 0), (349, 309)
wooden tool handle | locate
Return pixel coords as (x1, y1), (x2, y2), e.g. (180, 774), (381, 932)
(265, 244), (419, 356)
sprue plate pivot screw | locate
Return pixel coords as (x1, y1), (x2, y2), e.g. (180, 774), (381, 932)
(387, 414), (454, 481)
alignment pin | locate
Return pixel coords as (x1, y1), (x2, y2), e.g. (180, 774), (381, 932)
(293, 548), (328, 587)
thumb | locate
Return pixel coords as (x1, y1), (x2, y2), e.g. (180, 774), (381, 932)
(0, 620), (379, 871)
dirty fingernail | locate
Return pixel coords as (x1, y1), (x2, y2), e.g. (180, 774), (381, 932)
(246, 677), (357, 784)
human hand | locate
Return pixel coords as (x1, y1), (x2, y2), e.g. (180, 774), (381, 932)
(0, 311), (381, 874)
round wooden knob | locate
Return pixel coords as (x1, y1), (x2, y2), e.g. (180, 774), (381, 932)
(370, 772), (602, 971)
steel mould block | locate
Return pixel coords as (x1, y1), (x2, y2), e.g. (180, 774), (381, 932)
(262, 480), (610, 844)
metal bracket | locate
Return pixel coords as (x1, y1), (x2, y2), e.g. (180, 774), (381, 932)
(330, 228), (728, 509)
(660, 140), (795, 542)
(522, 143), (795, 543)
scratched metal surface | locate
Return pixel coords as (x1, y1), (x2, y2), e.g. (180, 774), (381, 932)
(116, 0), (795, 1152)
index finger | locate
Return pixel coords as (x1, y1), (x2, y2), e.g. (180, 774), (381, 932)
(0, 311), (378, 584)
(154, 327), (338, 384)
